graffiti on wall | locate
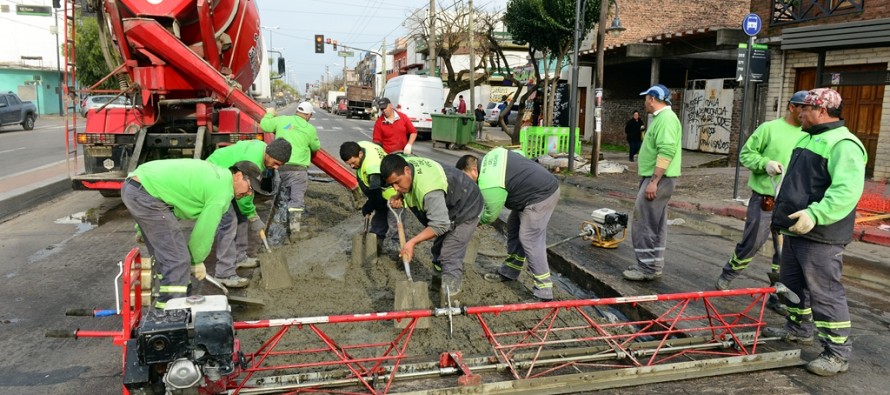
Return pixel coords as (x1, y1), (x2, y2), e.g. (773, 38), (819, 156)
(681, 79), (733, 154)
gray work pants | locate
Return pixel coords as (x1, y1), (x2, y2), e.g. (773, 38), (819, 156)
(631, 177), (675, 275)
(721, 191), (782, 280)
(211, 205), (238, 278)
(121, 179), (190, 308)
(236, 220), (250, 262)
(475, 121), (484, 139)
(499, 188), (560, 299)
(431, 217), (480, 282)
(279, 167), (308, 210)
(370, 202), (403, 243)
(780, 236), (852, 359)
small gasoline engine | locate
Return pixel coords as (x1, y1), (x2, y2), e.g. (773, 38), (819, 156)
(581, 208), (628, 249)
(126, 295), (240, 394)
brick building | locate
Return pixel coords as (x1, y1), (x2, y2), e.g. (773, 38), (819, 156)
(753, 0), (890, 180)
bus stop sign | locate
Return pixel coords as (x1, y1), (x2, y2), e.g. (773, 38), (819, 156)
(743, 13), (762, 36)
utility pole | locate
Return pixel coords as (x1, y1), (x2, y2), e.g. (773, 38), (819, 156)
(429, 0), (437, 76)
(590, 0), (609, 176)
(468, 0), (475, 113)
(567, 0), (582, 171)
(381, 38), (387, 97)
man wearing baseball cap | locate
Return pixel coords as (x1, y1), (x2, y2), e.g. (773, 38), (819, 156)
(260, 102), (321, 239)
(623, 84), (682, 281)
(206, 138), (292, 286)
(714, 91), (809, 314)
(373, 97), (418, 154)
(766, 88), (866, 377)
(122, 159), (267, 310)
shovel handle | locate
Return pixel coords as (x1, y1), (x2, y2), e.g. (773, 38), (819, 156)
(259, 229), (272, 253)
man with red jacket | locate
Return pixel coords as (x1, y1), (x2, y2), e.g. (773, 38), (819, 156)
(373, 97), (417, 155)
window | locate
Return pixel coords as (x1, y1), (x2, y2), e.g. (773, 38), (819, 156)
(0, 96), (8, 106)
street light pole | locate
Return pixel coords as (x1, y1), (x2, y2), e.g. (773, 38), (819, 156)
(469, 0), (475, 113)
(567, 0), (584, 171)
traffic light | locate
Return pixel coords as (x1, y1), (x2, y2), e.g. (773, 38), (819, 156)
(314, 35), (324, 54)
(333, 40), (338, 51)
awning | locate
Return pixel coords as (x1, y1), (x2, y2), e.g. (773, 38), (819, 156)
(781, 17), (890, 51)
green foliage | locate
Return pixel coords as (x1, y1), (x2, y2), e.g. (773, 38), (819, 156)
(75, 16), (116, 90)
(503, 0), (600, 57)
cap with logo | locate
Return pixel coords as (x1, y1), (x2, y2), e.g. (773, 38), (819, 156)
(376, 97), (391, 109)
(639, 84), (672, 104)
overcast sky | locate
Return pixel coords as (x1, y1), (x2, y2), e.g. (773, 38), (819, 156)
(256, 0), (509, 94)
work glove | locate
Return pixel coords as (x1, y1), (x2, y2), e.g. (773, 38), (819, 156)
(248, 215), (266, 234)
(361, 200), (375, 217)
(265, 107), (276, 116)
(403, 143), (413, 155)
(766, 160), (783, 176)
(191, 263), (207, 281)
(788, 210), (815, 235)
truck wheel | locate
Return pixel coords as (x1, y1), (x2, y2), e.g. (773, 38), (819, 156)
(100, 189), (121, 198)
(22, 114), (35, 130)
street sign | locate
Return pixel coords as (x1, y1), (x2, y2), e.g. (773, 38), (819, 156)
(742, 13), (762, 36)
(736, 43), (769, 82)
(338, 51), (354, 57)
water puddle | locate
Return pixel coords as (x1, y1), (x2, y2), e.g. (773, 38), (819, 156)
(27, 211), (97, 264)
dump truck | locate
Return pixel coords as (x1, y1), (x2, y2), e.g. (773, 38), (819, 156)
(345, 84), (374, 120)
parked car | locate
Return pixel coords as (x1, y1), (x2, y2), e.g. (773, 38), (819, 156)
(484, 102), (519, 126)
(0, 92), (38, 130)
(80, 95), (131, 117)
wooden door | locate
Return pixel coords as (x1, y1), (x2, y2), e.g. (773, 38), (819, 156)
(578, 87), (587, 138)
(795, 65), (885, 176)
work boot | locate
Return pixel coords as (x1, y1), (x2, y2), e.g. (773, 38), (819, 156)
(622, 267), (661, 281)
(441, 275), (461, 296)
(766, 294), (789, 316)
(715, 274), (732, 291)
(806, 351), (849, 376)
(288, 208), (304, 234)
(484, 272), (512, 282)
(761, 326), (814, 345)
(236, 257), (259, 269)
(531, 286), (553, 301)
(218, 275), (249, 288)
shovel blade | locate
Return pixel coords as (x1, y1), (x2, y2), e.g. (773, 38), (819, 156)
(394, 280), (431, 329)
(260, 249), (293, 290)
(226, 295), (266, 307)
(352, 232), (378, 266)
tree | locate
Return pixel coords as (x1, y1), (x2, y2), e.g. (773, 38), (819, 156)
(74, 16), (117, 91)
(504, 0), (599, 128)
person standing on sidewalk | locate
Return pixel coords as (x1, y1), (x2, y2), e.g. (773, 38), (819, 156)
(457, 95), (467, 114)
(373, 97), (418, 155)
(714, 91), (809, 314)
(380, 154), (483, 300)
(260, 102), (320, 239)
(474, 104), (486, 140)
(767, 88), (866, 377)
(623, 84), (682, 281)
(122, 159), (266, 309)
(457, 148), (560, 301)
(624, 111), (645, 162)
(206, 139), (291, 285)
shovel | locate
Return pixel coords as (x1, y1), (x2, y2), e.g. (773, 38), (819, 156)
(351, 215), (378, 266)
(259, 229), (293, 290)
(389, 201), (431, 329)
(205, 275), (266, 307)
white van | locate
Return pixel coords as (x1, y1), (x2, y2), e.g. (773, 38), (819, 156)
(381, 75), (444, 139)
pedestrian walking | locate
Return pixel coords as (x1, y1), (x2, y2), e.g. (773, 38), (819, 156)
(766, 88), (866, 377)
(122, 159), (266, 309)
(474, 104), (486, 140)
(457, 148), (560, 301)
(373, 97), (418, 155)
(259, 102), (320, 239)
(714, 91), (809, 315)
(380, 154), (483, 299)
(624, 111), (645, 162)
(623, 84), (682, 281)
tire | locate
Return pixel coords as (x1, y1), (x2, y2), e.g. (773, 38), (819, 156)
(21, 114), (35, 130)
(100, 189), (121, 198)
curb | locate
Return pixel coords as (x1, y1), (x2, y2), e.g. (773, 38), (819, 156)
(0, 178), (72, 222)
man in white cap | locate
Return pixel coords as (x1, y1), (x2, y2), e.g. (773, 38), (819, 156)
(765, 87), (865, 377)
(260, 102), (321, 238)
(623, 84), (682, 281)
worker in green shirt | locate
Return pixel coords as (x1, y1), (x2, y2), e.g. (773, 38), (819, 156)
(624, 84), (682, 281)
(380, 154), (483, 300)
(122, 159), (267, 310)
(206, 138), (291, 287)
(260, 102), (321, 239)
(715, 91), (809, 316)
(339, 141), (401, 251)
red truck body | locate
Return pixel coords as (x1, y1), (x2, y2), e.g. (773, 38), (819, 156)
(66, 0), (357, 196)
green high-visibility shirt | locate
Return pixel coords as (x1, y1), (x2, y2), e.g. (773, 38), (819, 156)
(260, 114), (320, 167)
(206, 140), (268, 219)
(739, 118), (807, 196)
(131, 159), (234, 265)
(637, 107), (682, 177)
(402, 156), (448, 211)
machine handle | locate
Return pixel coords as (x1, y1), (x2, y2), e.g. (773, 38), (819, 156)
(45, 329), (78, 338)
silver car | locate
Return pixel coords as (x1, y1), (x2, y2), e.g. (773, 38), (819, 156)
(80, 95), (132, 116)
(484, 102), (519, 126)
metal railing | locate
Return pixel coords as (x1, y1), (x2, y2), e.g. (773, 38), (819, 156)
(771, 0), (864, 25)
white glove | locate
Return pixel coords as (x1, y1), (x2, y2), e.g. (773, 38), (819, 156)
(788, 210), (815, 235)
(766, 161), (783, 176)
(191, 263), (207, 280)
(403, 143), (413, 155)
(265, 107), (276, 116)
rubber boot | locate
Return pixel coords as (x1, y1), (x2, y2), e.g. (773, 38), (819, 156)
(288, 208), (304, 242)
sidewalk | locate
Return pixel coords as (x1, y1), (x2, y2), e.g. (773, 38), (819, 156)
(474, 125), (890, 250)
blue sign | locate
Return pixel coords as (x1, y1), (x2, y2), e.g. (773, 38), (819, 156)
(743, 13), (762, 36)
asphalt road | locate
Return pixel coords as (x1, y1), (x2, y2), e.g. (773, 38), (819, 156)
(0, 115), (71, 176)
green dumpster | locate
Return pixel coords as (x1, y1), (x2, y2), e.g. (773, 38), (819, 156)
(431, 114), (475, 149)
